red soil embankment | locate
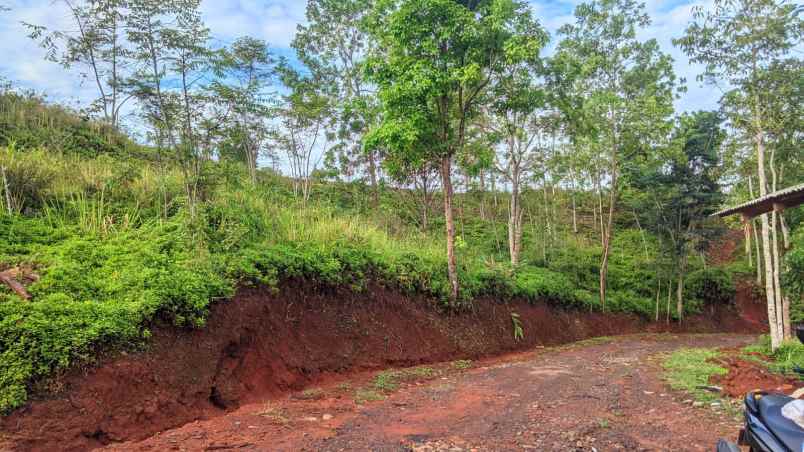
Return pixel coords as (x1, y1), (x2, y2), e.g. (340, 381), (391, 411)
(1, 282), (764, 451)
(712, 356), (803, 398)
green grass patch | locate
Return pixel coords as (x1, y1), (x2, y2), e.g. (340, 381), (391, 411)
(354, 389), (385, 404)
(743, 335), (804, 377)
(662, 348), (727, 403)
(452, 359), (473, 370)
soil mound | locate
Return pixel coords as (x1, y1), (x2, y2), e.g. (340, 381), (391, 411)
(712, 356), (802, 398)
(1, 282), (764, 451)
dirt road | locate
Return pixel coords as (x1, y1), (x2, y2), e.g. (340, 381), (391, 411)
(106, 334), (754, 451)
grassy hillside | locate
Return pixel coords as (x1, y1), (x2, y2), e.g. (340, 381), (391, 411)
(0, 94), (739, 413)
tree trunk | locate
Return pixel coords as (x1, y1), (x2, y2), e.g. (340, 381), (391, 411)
(368, 149), (379, 207)
(666, 275), (672, 324)
(1, 165), (11, 215)
(771, 209), (790, 339)
(743, 215), (753, 267)
(753, 218), (762, 285)
(595, 166), (605, 247)
(655, 277), (661, 322)
(756, 131), (782, 349)
(780, 214), (791, 250)
(441, 155), (459, 305)
(676, 253), (687, 322)
(599, 159), (618, 312)
(479, 169), (487, 221)
(508, 175), (522, 267)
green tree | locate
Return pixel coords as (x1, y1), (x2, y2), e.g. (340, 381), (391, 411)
(26, 0), (129, 128)
(550, 0), (677, 310)
(214, 37), (275, 183)
(628, 112), (726, 320)
(483, 35), (549, 266)
(676, 0), (803, 348)
(271, 63), (333, 203)
(125, 0), (214, 218)
(364, 0), (545, 304)
(293, 0), (383, 205)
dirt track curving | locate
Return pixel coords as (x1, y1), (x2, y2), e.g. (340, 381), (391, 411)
(1, 282), (764, 451)
(103, 334), (756, 452)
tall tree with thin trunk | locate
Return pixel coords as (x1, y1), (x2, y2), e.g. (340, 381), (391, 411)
(26, 0), (130, 129)
(364, 0), (544, 305)
(550, 0), (677, 310)
(293, 0), (382, 205)
(484, 49), (549, 267)
(676, 0), (802, 349)
(215, 37), (275, 184)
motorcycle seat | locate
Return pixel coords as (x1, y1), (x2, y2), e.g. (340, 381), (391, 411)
(758, 394), (804, 451)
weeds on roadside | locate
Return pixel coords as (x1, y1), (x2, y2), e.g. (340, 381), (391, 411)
(452, 360), (472, 370)
(743, 335), (804, 377)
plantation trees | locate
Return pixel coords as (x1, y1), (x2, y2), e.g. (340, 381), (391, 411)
(629, 112), (726, 320)
(550, 0), (677, 310)
(677, 0), (803, 348)
(364, 0), (545, 303)
(484, 39), (549, 267)
(293, 0), (383, 205)
(215, 37), (275, 184)
(26, 0), (129, 128)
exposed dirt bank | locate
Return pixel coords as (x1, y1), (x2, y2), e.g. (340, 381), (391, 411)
(1, 282), (765, 451)
(106, 334), (756, 452)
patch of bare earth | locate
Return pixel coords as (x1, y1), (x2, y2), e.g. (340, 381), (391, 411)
(104, 334), (755, 452)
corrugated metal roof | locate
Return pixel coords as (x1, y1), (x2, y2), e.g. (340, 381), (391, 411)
(715, 182), (804, 219)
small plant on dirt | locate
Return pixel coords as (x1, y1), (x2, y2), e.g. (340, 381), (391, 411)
(256, 404), (289, 424)
(373, 371), (400, 392)
(511, 312), (524, 342)
(743, 335), (804, 376)
(400, 366), (436, 380)
(295, 388), (325, 400)
(336, 382), (352, 391)
(597, 418), (610, 429)
(354, 389), (385, 404)
(452, 360), (472, 370)
(662, 348), (727, 404)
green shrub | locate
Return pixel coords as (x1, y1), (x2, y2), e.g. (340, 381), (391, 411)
(0, 217), (230, 413)
(784, 229), (804, 323)
(686, 268), (736, 307)
(744, 335), (804, 375)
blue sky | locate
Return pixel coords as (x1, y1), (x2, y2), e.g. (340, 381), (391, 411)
(0, 0), (721, 114)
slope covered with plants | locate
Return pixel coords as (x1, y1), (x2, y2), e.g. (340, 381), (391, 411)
(0, 0), (801, 415)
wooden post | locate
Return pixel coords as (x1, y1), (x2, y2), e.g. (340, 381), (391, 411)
(741, 213), (752, 267)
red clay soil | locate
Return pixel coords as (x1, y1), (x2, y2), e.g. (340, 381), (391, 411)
(734, 280), (769, 328)
(0, 282), (765, 452)
(712, 355), (804, 398)
(707, 229), (743, 266)
(104, 334), (756, 452)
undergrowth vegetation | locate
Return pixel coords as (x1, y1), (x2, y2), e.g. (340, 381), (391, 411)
(662, 348), (728, 404)
(743, 335), (804, 376)
(0, 146), (739, 413)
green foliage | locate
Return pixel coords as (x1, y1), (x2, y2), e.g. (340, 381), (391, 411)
(662, 348), (727, 403)
(686, 268), (736, 307)
(0, 89), (139, 158)
(0, 216), (229, 413)
(452, 359), (472, 370)
(0, 143), (743, 414)
(744, 335), (804, 376)
(785, 228), (804, 323)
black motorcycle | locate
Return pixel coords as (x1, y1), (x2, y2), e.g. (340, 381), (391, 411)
(717, 391), (804, 452)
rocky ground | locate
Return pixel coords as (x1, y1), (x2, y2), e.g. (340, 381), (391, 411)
(104, 334), (756, 452)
